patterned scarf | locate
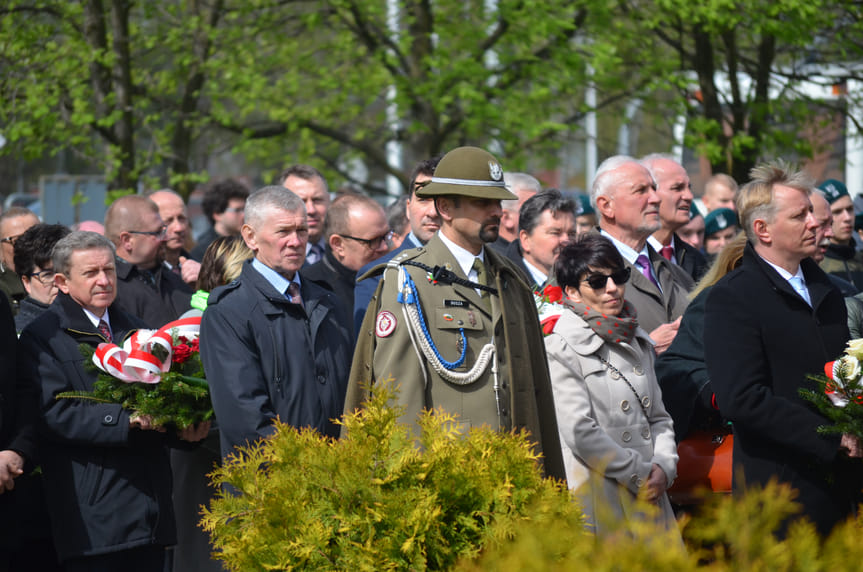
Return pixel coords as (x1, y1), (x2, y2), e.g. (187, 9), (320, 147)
(563, 298), (639, 345)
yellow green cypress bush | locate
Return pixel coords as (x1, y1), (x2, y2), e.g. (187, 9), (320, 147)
(200, 383), (585, 570)
(201, 381), (863, 571)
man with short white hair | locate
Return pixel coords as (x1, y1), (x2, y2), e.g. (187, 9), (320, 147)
(642, 154), (707, 282)
(200, 186), (351, 459)
(591, 155), (691, 353)
(491, 172), (540, 251)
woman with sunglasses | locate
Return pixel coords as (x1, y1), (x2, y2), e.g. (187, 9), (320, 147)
(544, 233), (679, 538)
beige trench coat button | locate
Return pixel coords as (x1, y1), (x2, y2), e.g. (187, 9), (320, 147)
(641, 427), (651, 439)
(620, 400), (630, 412)
(622, 431), (632, 442)
(633, 364), (644, 376)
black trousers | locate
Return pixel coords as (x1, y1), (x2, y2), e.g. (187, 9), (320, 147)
(63, 545), (165, 572)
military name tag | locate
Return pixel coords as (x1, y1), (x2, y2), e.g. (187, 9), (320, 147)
(444, 299), (469, 308)
(375, 311), (397, 337)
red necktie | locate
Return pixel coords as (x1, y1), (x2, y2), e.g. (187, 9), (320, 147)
(660, 245), (674, 262)
(98, 319), (113, 343)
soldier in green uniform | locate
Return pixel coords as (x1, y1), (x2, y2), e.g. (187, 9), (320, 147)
(346, 146), (565, 480)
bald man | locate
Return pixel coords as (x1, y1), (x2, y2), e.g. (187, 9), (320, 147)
(147, 189), (201, 286)
(105, 195), (192, 327)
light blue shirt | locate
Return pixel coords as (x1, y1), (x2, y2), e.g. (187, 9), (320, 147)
(252, 257), (301, 299)
(760, 256), (810, 306)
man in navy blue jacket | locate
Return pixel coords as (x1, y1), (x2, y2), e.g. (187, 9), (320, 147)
(200, 186), (351, 458)
(19, 231), (208, 570)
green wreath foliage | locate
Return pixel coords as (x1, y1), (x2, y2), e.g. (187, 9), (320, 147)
(56, 337), (213, 430)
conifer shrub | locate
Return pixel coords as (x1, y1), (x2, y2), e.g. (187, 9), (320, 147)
(200, 383), (585, 570)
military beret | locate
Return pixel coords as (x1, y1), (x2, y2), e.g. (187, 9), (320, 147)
(416, 146), (517, 200)
(704, 208), (738, 237)
(818, 179), (849, 204)
(574, 194), (595, 216)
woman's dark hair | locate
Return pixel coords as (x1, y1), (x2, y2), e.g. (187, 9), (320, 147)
(14, 223), (71, 277)
(554, 233), (626, 290)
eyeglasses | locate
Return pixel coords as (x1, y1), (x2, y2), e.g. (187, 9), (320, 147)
(581, 267), (631, 290)
(340, 231), (393, 250)
(128, 226), (167, 238)
(27, 269), (55, 286)
(0, 234), (22, 246)
(223, 206), (244, 214)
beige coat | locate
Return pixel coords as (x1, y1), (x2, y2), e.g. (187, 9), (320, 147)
(545, 308), (679, 536)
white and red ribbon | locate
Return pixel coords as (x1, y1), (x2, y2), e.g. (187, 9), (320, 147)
(92, 316), (201, 384)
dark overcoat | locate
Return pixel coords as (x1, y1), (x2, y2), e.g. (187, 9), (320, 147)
(18, 293), (178, 561)
(200, 260), (351, 458)
(705, 242), (858, 535)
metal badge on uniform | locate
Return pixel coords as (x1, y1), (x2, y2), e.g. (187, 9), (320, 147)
(375, 311), (397, 337)
(488, 160), (503, 181)
(467, 310), (477, 327)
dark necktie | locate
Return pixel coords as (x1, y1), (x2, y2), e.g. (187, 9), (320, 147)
(98, 319), (113, 343)
(287, 282), (303, 305)
(306, 243), (324, 265)
(660, 245), (674, 262)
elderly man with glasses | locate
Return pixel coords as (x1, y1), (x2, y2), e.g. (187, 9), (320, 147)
(303, 193), (390, 338)
(104, 195), (193, 327)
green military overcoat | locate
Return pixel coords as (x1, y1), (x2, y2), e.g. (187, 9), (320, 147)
(345, 234), (566, 481)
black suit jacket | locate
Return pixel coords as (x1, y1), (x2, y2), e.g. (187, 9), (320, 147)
(502, 239), (540, 290)
(705, 242), (856, 536)
(673, 234), (708, 283)
(113, 257), (193, 328)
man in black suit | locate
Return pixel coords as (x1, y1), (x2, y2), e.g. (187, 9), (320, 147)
(705, 162), (862, 536)
(503, 189), (577, 290)
(642, 154), (708, 283)
(105, 195), (193, 328)
(18, 231), (208, 570)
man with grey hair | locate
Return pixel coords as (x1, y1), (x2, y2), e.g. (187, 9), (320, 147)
(491, 172), (541, 252)
(591, 155), (691, 354)
(705, 162), (861, 537)
(18, 231), (208, 568)
(200, 186), (351, 459)
(641, 154), (707, 282)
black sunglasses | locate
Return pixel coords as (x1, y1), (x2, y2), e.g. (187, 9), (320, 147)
(581, 267), (631, 290)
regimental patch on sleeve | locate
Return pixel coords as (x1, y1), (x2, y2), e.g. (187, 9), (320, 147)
(375, 311), (397, 337)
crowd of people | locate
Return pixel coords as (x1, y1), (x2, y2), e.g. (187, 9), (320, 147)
(1, 146), (863, 570)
